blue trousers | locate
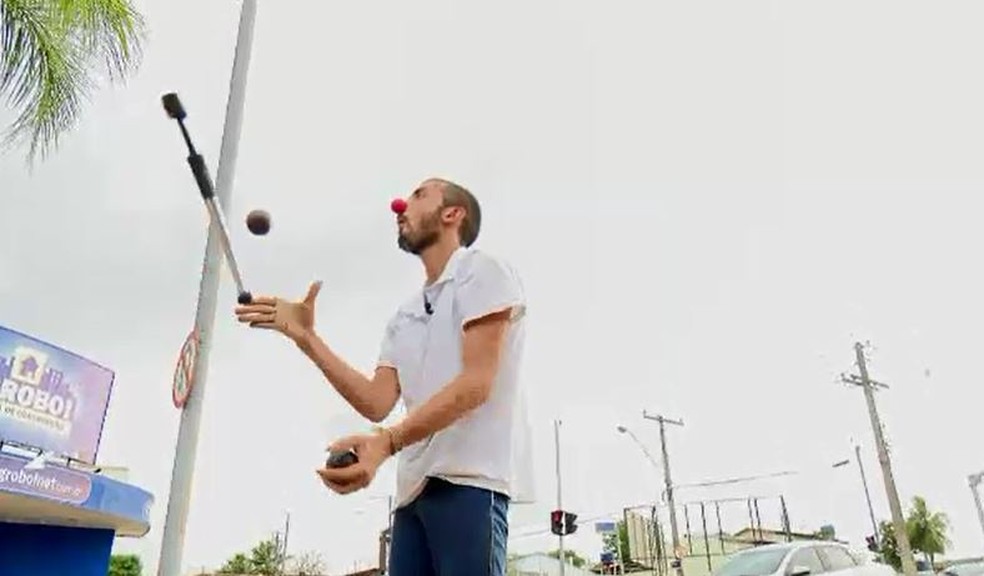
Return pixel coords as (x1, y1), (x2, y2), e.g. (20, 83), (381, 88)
(389, 477), (510, 576)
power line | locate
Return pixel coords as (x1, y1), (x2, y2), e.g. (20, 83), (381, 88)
(673, 471), (797, 491)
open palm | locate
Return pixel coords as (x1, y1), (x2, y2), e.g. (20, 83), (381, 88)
(235, 282), (323, 343)
(0, 0), (145, 162)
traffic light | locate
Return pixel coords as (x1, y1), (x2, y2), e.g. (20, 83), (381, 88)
(866, 535), (879, 552)
(550, 510), (578, 535)
(564, 512), (578, 535)
(551, 510), (564, 535)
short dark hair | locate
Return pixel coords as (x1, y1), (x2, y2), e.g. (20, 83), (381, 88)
(438, 179), (481, 247)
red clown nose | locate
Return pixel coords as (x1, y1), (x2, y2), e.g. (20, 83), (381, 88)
(391, 198), (408, 214)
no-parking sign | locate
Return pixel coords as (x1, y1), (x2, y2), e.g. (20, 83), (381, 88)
(172, 331), (199, 409)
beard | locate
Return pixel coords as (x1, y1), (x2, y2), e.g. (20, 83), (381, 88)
(397, 208), (442, 255)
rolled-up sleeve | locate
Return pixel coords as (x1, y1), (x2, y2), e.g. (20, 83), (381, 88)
(377, 316), (399, 369)
(455, 252), (526, 328)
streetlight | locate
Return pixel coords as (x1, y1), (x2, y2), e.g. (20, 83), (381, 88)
(795, 449), (879, 543)
(617, 425), (662, 480)
(849, 442), (880, 543)
(617, 424), (674, 574)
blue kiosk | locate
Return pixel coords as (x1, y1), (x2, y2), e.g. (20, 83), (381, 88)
(0, 326), (154, 576)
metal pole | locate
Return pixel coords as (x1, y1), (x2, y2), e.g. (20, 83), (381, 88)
(157, 2), (257, 575)
(855, 444), (879, 540)
(385, 495), (394, 574)
(716, 502), (726, 553)
(700, 502), (711, 572)
(651, 507), (662, 576)
(852, 343), (918, 576)
(780, 496), (791, 543)
(555, 419), (566, 576)
(969, 473), (984, 549)
(281, 511), (290, 574)
(378, 530), (387, 574)
(619, 527), (627, 575)
(388, 495), (394, 539)
(684, 505), (693, 555)
(645, 411), (684, 576)
(753, 499), (763, 541)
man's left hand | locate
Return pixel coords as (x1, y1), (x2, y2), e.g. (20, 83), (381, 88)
(316, 431), (392, 495)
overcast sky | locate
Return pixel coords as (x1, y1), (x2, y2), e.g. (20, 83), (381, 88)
(3, 1), (984, 574)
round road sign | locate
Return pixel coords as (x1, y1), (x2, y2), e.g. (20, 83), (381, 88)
(172, 330), (200, 408)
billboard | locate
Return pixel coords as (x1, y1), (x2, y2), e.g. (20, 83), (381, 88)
(595, 521), (617, 534)
(0, 325), (114, 464)
(0, 452), (92, 505)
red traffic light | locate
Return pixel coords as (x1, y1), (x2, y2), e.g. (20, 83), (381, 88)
(550, 510), (577, 535)
(551, 510), (565, 536)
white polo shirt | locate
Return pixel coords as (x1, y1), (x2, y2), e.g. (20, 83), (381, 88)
(378, 246), (535, 509)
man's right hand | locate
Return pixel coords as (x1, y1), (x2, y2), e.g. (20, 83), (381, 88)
(235, 281), (322, 344)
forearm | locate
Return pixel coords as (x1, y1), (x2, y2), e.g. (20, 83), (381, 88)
(387, 311), (510, 449)
(389, 372), (489, 449)
(296, 331), (395, 422)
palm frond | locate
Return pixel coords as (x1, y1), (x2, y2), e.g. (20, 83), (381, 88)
(1, 0), (85, 160)
(58, 0), (144, 80)
(0, 0), (145, 163)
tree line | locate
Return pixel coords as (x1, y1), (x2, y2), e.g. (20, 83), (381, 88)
(104, 537), (326, 576)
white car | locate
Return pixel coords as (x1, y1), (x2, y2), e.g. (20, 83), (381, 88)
(945, 562), (984, 576)
(714, 542), (898, 576)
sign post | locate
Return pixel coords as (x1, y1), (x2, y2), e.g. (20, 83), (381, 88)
(171, 331), (199, 409)
(156, 1), (257, 573)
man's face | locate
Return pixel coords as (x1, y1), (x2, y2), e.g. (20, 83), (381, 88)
(396, 180), (447, 254)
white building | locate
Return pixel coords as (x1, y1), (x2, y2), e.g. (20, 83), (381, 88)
(510, 553), (598, 576)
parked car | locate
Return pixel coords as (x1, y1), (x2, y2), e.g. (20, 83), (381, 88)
(714, 542), (897, 576)
(944, 561), (984, 576)
(915, 558), (937, 576)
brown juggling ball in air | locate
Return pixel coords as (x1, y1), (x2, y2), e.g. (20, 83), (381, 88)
(246, 210), (271, 235)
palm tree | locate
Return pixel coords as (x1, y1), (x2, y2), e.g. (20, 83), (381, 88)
(0, 0), (145, 162)
(906, 496), (951, 568)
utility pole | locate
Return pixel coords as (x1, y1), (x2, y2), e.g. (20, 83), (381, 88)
(969, 472), (984, 549)
(643, 411), (684, 576)
(841, 342), (917, 576)
(854, 443), (879, 540)
(555, 419), (566, 576)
